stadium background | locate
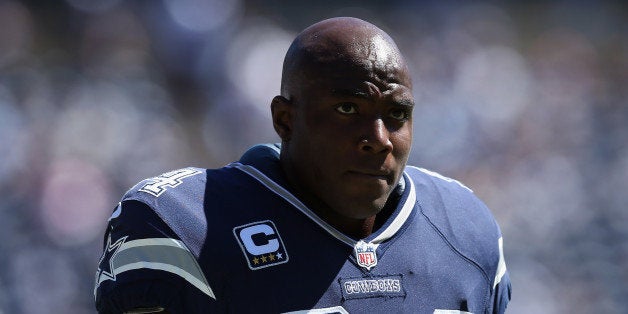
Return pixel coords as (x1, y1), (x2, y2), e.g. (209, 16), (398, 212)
(0, 0), (626, 313)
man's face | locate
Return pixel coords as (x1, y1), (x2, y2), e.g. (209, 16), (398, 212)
(284, 43), (414, 220)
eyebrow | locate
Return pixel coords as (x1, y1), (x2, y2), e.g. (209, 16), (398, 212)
(330, 88), (370, 99)
(395, 99), (415, 107)
(330, 88), (414, 107)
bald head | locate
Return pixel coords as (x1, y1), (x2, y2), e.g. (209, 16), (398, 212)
(280, 17), (411, 99)
(270, 17), (414, 231)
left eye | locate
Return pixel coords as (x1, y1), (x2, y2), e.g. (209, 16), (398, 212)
(335, 103), (358, 114)
(389, 108), (409, 120)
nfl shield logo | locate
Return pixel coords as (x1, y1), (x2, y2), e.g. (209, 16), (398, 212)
(354, 241), (378, 270)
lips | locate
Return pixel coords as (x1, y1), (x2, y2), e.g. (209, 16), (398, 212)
(346, 169), (393, 182)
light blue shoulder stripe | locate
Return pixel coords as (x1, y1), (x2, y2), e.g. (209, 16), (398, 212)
(95, 237), (215, 300)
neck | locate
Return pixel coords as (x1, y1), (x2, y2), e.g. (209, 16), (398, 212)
(279, 148), (399, 240)
(341, 216), (377, 240)
(314, 202), (378, 240)
(286, 177), (391, 240)
(299, 187), (398, 240)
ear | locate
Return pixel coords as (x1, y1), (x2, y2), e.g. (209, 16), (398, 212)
(271, 95), (294, 142)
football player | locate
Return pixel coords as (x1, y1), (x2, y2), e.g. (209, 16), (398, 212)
(95, 17), (511, 313)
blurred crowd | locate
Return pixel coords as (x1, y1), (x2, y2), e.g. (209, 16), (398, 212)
(0, 1), (625, 313)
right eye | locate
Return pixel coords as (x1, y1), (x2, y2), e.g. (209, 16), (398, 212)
(335, 103), (358, 114)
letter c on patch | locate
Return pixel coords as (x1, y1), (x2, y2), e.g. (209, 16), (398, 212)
(239, 224), (279, 255)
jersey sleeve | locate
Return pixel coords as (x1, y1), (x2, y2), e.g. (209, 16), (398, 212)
(94, 200), (215, 313)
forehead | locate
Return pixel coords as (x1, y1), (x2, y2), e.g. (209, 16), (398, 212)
(301, 55), (413, 103)
(358, 34), (404, 73)
(287, 22), (413, 102)
(307, 32), (408, 77)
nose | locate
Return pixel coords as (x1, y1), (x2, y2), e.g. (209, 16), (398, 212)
(358, 118), (393, 154)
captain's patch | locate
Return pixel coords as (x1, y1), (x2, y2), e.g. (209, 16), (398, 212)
(233, 220), (289, 270)
(339, 275), (405, 300)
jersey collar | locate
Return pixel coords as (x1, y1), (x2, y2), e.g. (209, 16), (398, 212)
(232, 144), (417, 247)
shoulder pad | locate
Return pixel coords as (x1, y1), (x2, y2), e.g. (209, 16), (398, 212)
(405, 166), (502, 282)
(122, 167), (207, 256)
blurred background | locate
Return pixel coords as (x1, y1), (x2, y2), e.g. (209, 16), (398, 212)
(0, 0), (626, 313)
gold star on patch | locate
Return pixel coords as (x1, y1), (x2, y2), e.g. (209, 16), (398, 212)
(268, 253), (276, 261)
(253, 257), (259, 264)
(260, 255), (268, 263)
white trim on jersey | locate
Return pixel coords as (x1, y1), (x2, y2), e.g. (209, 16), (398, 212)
(371, 176), (416, 244)
(493, 237), (507, 288)
(283, 306), (350, 314)
(95, 237), (215, 299)
(233, 163), (417, 247)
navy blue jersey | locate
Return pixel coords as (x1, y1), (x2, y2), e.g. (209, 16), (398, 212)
(95, 144), (511, 313)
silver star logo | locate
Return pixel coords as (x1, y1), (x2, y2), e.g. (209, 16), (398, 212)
(96, 233), (128, 282)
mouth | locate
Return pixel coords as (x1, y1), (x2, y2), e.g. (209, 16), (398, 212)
(346, 170), (393, 183)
